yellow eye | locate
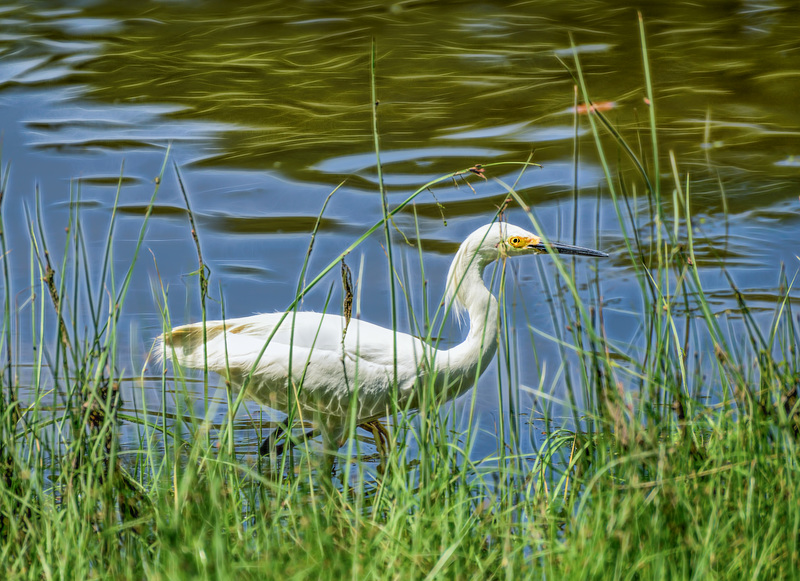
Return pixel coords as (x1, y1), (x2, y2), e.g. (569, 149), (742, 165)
(509, 236), (522, 247)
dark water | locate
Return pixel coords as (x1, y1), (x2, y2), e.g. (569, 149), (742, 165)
(1, 1), (799, 458)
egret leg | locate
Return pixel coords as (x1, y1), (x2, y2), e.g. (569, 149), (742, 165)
(320, 425), (347, 478)
(259, 423), (320, 456)
(362, 420), (392, 456)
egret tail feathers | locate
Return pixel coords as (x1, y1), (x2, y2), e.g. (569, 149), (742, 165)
(152, 321), (232, 371)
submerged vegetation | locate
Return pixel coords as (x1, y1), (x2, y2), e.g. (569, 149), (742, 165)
(2, 28), (800, 581)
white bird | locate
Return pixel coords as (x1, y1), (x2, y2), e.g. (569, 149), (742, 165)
(155, 222), (607, 456)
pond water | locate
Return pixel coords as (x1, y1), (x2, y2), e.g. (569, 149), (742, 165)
(1, 1), (799, 460)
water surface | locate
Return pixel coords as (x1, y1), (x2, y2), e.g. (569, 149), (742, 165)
(1, 0), (798, 459)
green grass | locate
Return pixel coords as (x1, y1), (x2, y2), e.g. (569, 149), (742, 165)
(1, 28), (800, 580)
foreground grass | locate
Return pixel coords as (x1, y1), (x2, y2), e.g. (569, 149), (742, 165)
(2, 30), (800, 580)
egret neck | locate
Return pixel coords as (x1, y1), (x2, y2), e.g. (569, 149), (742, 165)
(438, 235), (501, 394)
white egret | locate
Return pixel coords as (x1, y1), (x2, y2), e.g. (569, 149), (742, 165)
(155, 222), (607, 456)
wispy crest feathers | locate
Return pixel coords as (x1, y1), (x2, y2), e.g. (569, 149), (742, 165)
(445, 239), (475, 327)
(445, 273), (468, 326)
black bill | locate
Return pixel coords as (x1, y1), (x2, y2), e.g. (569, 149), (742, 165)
(529, 241), (608, 258)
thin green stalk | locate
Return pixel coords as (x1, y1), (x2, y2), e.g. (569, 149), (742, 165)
(371, 39), (400, 416)
(0, 160), (12, 401)
(639, 11), (660, 208)
(173, 162), (211, 437)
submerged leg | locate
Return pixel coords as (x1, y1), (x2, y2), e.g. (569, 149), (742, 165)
(259, 422), (320, 456)
(362, 420), (392, 456)
(319, 422), (348, 477)
(260, 419), (391, 460)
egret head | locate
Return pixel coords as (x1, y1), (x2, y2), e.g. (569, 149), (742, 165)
(446, 222), (608, 323)
(463, 222), (608, 263)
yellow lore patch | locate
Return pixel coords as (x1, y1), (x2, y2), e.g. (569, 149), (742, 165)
(507, 235), (539, 249)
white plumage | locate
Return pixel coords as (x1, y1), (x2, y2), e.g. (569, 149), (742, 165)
(155, 222), (606, 453)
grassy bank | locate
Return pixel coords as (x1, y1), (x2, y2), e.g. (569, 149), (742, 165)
(2, 30), (800, 581)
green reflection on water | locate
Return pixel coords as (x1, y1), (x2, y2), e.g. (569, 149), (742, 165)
(1, 0), (796, 214)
